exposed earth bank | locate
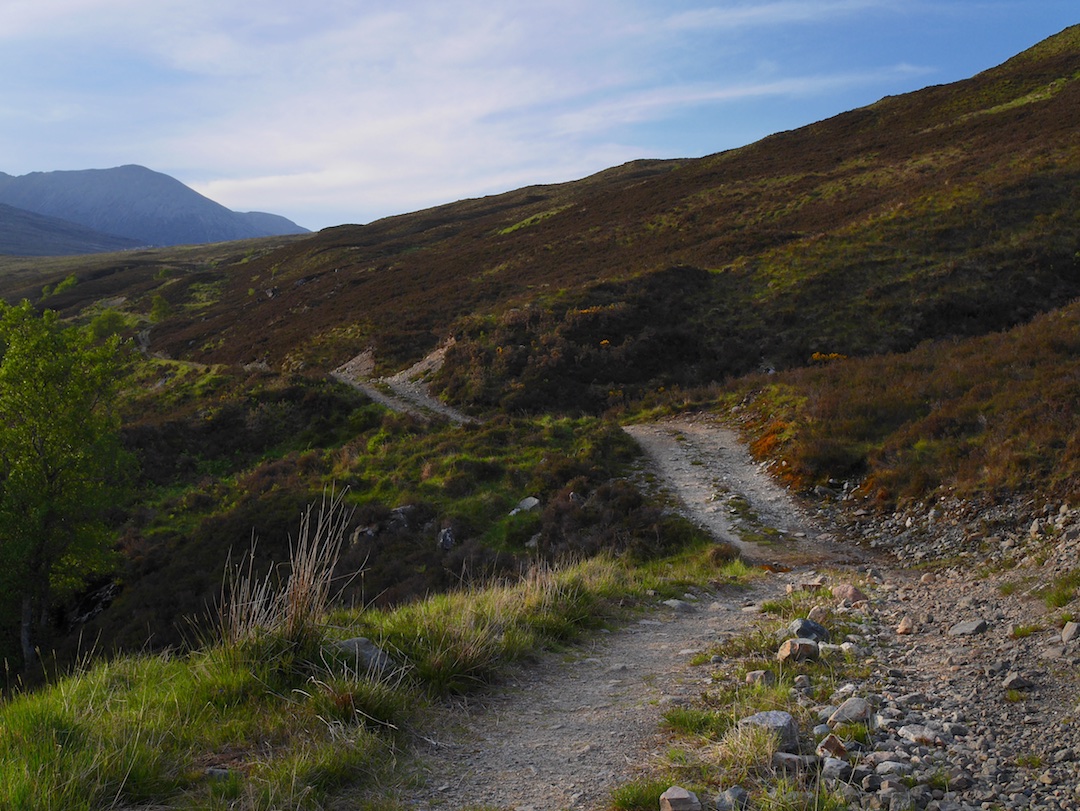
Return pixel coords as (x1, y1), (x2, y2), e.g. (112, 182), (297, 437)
(393, 415), (1080, 811)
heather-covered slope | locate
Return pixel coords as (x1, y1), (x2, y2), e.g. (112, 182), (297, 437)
(115, 24), (1080, 400)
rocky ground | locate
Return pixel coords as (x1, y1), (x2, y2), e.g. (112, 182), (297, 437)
(391, 415), (1080, 811)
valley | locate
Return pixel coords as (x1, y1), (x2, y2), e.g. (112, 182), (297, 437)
(0, 23), (1078, 811)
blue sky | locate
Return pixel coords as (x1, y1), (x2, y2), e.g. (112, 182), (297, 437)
(0, 1), (1075, 230)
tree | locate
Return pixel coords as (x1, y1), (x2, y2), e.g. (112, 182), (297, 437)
(0, 301), (131, 670)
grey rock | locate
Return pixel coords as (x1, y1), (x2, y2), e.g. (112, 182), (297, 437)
(829, 696), (873, 726)
(663, 599), (695, 612)
(659, 786), (701, 811)
(1002, 671), (1034, 690)
(508, 496), (541, 515)
(821, 756), (853, 781)
(876, 760), (914, 776)
(330, 637), (396, 676)
(898, 724), (937, 744)
(772, 751), (818, 774)
(1062, 621), (1080, 644)
(739, 710), (800, 752)
(714, 786), (750, 811)
(789, 617), (831, 642)
(948, 619), (988, 636)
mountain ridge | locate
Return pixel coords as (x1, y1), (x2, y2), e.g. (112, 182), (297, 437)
(0, 164), (309, 251)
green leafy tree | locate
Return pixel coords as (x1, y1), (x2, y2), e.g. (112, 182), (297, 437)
(0, 301), (131, 670)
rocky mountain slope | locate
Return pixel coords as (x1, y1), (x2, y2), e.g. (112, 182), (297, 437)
(0, 202), (141, 256)
(0, 164), (309, 250)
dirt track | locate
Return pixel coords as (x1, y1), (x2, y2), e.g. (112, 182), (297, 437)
(395, 415), (862, 810)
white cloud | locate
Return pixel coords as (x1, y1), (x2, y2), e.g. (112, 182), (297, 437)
(661, 0), (896, 32)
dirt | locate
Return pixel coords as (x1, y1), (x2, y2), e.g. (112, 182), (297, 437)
(394, 415), (876, 810)
(332, 343), (475, 425)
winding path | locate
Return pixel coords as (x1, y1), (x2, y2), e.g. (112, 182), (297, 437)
(392, 414), (861, 810)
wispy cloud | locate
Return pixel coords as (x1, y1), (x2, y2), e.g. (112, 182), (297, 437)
(661, 0), (896, 31)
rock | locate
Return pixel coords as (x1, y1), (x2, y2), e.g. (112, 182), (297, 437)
(659, 786), (701, 811)
(437, 526), (455, 551)
(330, 637), (396, 676)
(772, 751), (817, 774)
(793, 674), (812, 690)
(807, 605), (830, 623)
(663, 599), (695, 612)
(715, 786), (750, 810)
(829, 696), (873, 726)
(919, 572), (937, 584)
(947, 618), (988, 636)
(1062, 621), (1080, 643)
(508, 496), (541, 515)
(898, 724), (937, 745)
(833, 583), (869, 603)
(789, 617), (831, 642)
(745, 669), (776, 686)
(739, 710), (800, 752)
(876, 760), (913, 776)
(896, 615), (917, 635)
(816, 733), (847, 758)
(777, 637), (819, 663)
(1002, 671), (1034, 690)
(821, 756), (853, 781)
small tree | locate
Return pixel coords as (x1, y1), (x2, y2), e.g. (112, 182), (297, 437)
(0, 301), (130, 670)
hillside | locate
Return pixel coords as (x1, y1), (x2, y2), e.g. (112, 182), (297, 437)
(0, 26), (1076, 675)
(0, 203), (141, 256)
(0, 165), (309, 249)
(17, 23), (1068, 404)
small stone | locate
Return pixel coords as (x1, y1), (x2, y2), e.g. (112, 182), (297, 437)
(771, 752), (818, 774)
(1062, 621), (1080, 644)
(659, 786), (701, 811)
(919, 572), (937, 584)
(777, 637), (819, 663)
(1002, 671), (1034, 690)
(829, 696), (873, 726)
(715, 786), (750, 811)
(821, 756), (853, 781)
(330, 637), (396, 676)
(834, 583), (869, 603)
(739, 710), (800, 752)
(663, 599), (695, 612)
(789, 617), (830, 642)
(745, 669), (776, 686)
(793, 674), (812, 689)
(896, 615), (917, 635)
(509, 496), (541, 515)
(807, 605), (830, 623)
(947, 619), (988, 636)
(817, 733), (847, 758)
(898, 724), (937, 745)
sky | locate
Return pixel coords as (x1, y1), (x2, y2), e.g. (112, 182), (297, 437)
(0, 2), (1076, 231)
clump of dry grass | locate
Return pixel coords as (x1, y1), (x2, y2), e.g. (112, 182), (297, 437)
(219, 488), (352, 648)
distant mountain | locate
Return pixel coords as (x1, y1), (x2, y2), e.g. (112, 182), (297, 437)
(0, 202), (142, 256)
(0, 165), (309, 249)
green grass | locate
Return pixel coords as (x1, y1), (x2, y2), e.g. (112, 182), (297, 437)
(1038, 570), (1080, 609)
(0, 532), (755, 809)
(608, 777), (670, 810)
